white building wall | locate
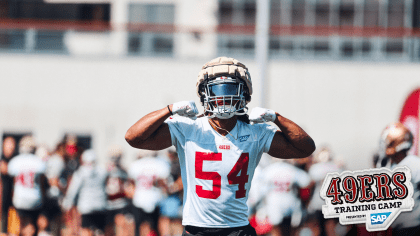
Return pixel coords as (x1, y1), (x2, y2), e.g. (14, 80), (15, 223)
(174, 0), (218, 59)
(1, 54), (419, 170)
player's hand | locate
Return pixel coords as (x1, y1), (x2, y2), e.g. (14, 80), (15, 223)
(249, 107), (276, 125)
(171, 101), (199, 120)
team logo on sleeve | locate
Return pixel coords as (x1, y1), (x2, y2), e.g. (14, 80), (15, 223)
(320, 167), (414, 232)
(239, 135), (250, 142)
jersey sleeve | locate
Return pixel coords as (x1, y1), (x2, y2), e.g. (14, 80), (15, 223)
(256, 124), (278, 153)
(164, 116), (195, 147)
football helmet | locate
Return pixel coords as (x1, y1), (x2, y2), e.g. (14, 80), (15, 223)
(19, 135), (36, 154)
(313, 146), (333, 163)
(81, 149), (96, 164)
(379, 122), (413, 157)
(196, 57), (252, 119)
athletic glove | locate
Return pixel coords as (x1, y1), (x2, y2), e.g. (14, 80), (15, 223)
(249, 107), (276, 125)
(171, 101), (199, 120)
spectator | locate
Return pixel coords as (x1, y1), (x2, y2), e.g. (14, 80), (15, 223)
(39, 142), (66, 236)
(158, 147), (183, 236)
(1, 136), (17, 233)
(104, 145), (130, 236)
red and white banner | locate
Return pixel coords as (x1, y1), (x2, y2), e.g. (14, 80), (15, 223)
(399, 88), (420, 156)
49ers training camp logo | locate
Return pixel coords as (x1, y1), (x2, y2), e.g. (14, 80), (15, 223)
(321, 167), (414, 231)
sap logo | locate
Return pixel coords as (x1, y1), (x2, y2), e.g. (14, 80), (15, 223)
(239, 135), (250, 142)
(370, 212), (391, 225)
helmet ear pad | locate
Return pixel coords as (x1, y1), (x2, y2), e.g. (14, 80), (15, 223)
(234, 71), (251, 103)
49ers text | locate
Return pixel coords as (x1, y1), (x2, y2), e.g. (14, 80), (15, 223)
(326, 172), (408, 204)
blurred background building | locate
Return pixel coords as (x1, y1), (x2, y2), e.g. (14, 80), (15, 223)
(1, 0), (420, 169)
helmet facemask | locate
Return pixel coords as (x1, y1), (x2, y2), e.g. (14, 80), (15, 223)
(202, 76), (248, 119)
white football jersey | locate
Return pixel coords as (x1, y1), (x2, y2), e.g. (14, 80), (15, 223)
(45, 154), (65, 179)
(128, 157), (170, 213)
(262, 161), (311, 225)
(8, 153), (46, 210)
(165, 116), (277, 228)
(391, 155), (420, 229)
(62, 165), (108, 214)
(308, 161), (342, 212)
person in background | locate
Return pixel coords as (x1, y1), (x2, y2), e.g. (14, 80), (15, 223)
(60, 135), (83, 235)
(306, 146), (342, 236)
(104, 145), (130, 236)
(260, 158), (313, 236)
(62, 149), (108, 236)
(38, 142), (66, 236)
(1, 136), (17, 234)
(158, 147), (184, 236)
(62, 135), (82, 186)
(380, 122), (420, 236)
(248, 162), (272, 236)
(8, 136), (47, 236)
(127, 150), (170, 236)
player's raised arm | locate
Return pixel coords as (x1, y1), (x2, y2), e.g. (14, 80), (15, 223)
(125, 106), (172, 150)
(249, 107), (316, 159)
(125, 101), (199, 150)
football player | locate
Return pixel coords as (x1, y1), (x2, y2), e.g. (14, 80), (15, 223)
(380, 123), (420, 236)
(8, 136), (47, 236)
(261, 158), (312, 236)
(62, 149), (108, 236)
(125, 56), (316, 236)
(306, 146), (342, 236)
(127, 150), (170, 236)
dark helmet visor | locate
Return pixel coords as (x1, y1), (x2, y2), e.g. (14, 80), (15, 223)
(208, 83), (240, 96)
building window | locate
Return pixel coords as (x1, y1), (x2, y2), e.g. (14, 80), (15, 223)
(219, 0), (233, 24)
(292, 0), (306, 26)
(0, 30), (25, 50)
(364, 0), (379, 27)
(217, 0), (255, 56)
(35, 30), (66, 52)
(270, 0), (281, 26)
(315, 3), (330, 26)
(388, 0), (404, 27)
(339, 1), (355, 26)
(218, 0), (256, 26)
(218, 34), (255, 57)
(129, 4), (174, 24)
(128, 4), (175, 56)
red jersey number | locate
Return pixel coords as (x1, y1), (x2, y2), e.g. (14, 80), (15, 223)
(16, 172), (35, 188)
(195, 152), (250, 199)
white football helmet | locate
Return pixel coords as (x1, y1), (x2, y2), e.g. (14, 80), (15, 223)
(197, 57), (252, 119)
